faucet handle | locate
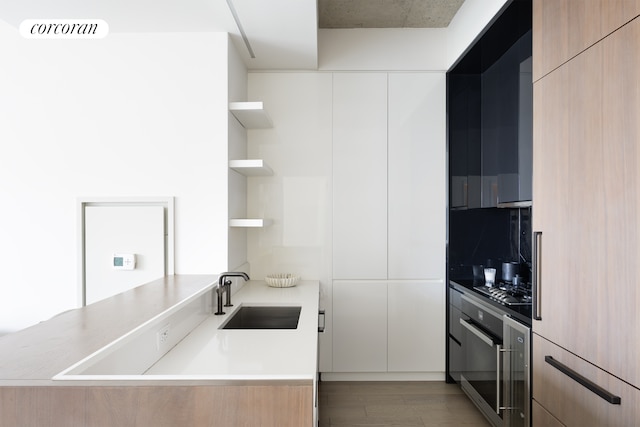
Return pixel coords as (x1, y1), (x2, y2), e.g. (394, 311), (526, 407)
(213, 285), (226, 315)
(223, 279), (233, 307)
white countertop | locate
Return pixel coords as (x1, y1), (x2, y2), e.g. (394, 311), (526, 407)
(144, 280), (319, 380)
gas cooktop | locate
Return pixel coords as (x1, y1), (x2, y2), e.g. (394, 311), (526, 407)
(473, 283), (532, 306)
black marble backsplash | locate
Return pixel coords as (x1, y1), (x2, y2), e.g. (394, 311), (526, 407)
(448, 207), (532, 281)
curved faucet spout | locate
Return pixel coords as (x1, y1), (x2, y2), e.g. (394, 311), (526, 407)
(214, 272), (250, 315)
(218, 272), (250, 286)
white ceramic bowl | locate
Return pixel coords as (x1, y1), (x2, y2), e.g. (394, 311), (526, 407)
(265, 274), (299, 288)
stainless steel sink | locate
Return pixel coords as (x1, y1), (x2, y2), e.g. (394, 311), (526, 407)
(221, 306), (301, 329)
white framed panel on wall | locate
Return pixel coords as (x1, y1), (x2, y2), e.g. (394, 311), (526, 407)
(78, 197), (175, 306)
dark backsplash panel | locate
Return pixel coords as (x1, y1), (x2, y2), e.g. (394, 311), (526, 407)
(449, 207), (532, 280)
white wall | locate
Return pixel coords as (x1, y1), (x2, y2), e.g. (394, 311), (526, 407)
(319, 28), (448, 71)
(318, 1), (509, 72)
(227, 37), (249, 273)
(0, 20), (231, 333)
(446, 0), (510, 67)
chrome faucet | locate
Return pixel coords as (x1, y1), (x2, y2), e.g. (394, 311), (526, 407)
(213, 272), (250, 315)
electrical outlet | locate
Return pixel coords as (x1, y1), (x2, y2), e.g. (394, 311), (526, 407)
(156, 324), (170, 350)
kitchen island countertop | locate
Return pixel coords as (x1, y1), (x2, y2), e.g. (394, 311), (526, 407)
(0, 275), (319, 426)
(144, 279), (319, 379)
(0, 275), (320, 384)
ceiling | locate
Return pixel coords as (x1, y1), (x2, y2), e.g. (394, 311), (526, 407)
(0, 0), (466, 70)
(319, 0), (465, 29)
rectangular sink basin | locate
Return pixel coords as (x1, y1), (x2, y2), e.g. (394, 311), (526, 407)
(222, 306), (301, 329)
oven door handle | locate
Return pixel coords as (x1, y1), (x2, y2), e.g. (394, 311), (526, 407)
(496, 344), (502, 415)
(459, 318), (496, 347)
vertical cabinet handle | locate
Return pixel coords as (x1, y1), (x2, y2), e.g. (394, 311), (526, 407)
(318, 310), (325, 333)
(532, 231), (542, 320)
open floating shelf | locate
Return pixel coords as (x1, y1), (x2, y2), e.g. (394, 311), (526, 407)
(229, 159), (273, 176)
(229, 219), (273, 228)
(229, 102), (273, 129)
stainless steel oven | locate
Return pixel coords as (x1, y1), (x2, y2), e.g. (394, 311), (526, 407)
(459, 293), (531, 427)
(460, 294), (504, 426)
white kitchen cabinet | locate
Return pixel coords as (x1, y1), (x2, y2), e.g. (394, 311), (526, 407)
(388, 74), (446, 280)
(333, 280), (445, 374)
(332, 281), (387, 372)
(332, 73), (446, 281)
(332, 73), (388, 280)
(387, 280), (445, 372)
(331, 72), (446, 375)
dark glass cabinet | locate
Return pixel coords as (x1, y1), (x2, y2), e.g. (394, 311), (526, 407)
(448, 0), (532, 209)
(449, 74), (481, 209)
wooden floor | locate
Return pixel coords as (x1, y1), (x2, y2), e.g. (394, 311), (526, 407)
(318, 381), (491, 427)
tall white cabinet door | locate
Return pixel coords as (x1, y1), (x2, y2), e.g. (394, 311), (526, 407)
(332, 280), (387, 372)
(387, 280), (445, 372)
(388, 73), (446, 280)
(332, 73), (388, 280)
(85, 205), (165, 305)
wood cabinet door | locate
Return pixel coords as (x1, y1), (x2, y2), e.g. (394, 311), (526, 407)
(532, 400), (563, 427)
(601, 0), (640, 40)
(533, 18), (640, 387)
(599, 17), (640, 386)
(532, 40), (602, 351)
(533, 0), (640, 81)
(532, 334), (640, 426)
(533, 0), (602, 81)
